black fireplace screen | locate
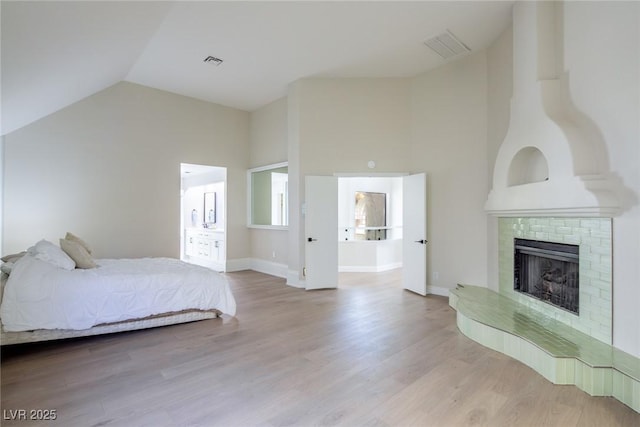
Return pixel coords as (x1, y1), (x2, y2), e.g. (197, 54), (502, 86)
(514, 239), (579, 314)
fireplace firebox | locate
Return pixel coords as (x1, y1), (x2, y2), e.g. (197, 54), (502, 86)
(514, 239), (579, 314)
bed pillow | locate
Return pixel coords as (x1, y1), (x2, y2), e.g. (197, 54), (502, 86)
(1, 252), (30, 275)
(60, 238), (97, 269)
(1, 251), (26, 263)
(65, 232), (92, 255)
(27, 239), (76, 270)
(1, 261), (14, 275)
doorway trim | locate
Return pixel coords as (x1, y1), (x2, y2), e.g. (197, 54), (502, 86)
(180, 163), (227, 272)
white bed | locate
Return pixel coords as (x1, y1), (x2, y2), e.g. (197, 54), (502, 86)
(0, 252), (236, 345)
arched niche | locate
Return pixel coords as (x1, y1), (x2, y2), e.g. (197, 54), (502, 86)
(507, 147), (549, 187)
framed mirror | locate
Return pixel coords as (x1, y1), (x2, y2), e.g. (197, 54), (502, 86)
(204, 192), (216, 226)
(354, 191), (387, 240)
(248, 162), (288, 229)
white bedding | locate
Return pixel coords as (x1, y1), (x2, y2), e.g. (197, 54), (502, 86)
(0, 255), (236, 332)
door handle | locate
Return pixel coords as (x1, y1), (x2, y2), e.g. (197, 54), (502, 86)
(307, 237), (318, 242)
(414, 239), (428, 244)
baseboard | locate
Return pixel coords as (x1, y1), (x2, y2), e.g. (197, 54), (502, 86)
(286, 269), (305, 288)
(339, 262), (402, 273)
(249, 258), (288, 279)
(427, 285), (450, 297)
(225, 258), (251, 272)
(183, 256), (225, 272)
(226, 261), (304, 288)
(231, 260), (445, 296)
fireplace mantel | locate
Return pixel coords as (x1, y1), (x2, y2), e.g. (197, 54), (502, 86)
(485, 174), (620, 217)
(486, 2), (621, 217)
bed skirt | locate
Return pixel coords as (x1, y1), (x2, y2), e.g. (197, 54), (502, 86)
(0, 309), (221, 346)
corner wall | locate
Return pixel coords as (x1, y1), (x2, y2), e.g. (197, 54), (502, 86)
(248, 97), (289, 276)
(288, 78), (412, 284)
(410, 53), (490, 291)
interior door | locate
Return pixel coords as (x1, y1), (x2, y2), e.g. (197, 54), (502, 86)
(305, 175), (338, 290)
(403, 173), (428, 295)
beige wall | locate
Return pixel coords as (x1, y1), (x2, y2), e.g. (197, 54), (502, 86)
(2, 1), (636, 357)
(3, 82), (250, 261)
(249, 97), (288, 167)
(289, 78), (412, 282)
(286, 68), (492, 291)
(296, 78), (412, 175)
(248, 97), (289, 269)
(410, 53), (490, 291)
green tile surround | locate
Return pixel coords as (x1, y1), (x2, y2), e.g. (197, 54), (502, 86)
(498, 217), (613, 344)
(449, 285), (640, 413)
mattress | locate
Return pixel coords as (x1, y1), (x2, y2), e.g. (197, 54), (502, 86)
(0, 255), (236, 333)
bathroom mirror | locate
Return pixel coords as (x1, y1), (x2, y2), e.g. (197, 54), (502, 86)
(204, 192), (216, 226)
(248, 162), (288, 229)
(354, 191), (387, 240)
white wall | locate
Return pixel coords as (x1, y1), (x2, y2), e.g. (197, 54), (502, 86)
(410, 53), (490, 291)
(486, 24), (513, 293)
(485, 2), (640, 357)
(562, 2), (639, 357)
(3, 82), (250, 262)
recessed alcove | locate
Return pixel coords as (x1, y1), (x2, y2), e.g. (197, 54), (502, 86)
(484, 1), (620, 217)
(507, 147), (548, 186)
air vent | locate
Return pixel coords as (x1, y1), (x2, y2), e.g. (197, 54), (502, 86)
(424, 30), (470, 60)
(203, 56), (223, 66)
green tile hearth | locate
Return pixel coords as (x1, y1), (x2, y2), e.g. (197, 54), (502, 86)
(449, 284), (640, 413)
(451, 284), (638, 380)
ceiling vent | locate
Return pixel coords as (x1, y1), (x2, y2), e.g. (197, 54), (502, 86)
(424, 30), (470, 60)
(203, 56), (223, 66)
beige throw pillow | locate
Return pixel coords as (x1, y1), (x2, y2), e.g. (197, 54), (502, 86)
(60, 238), (97, 269)
(65, 232), (92, 255)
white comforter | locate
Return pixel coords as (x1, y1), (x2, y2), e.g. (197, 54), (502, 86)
(0, 255), (236, 332)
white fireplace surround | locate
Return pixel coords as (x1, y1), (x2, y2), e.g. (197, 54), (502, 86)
(485, 1), (620, 217)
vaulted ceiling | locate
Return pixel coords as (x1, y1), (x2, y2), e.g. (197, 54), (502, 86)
(1, 1), (514, 135)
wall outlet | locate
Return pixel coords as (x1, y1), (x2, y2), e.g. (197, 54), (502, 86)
(433, 271), (439, 281)
(272, 250), (276, 258)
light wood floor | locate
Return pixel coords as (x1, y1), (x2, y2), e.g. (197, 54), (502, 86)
(1, 270), (638, 426)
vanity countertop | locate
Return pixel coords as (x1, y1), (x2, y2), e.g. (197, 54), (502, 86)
(186, 227), (224, 233)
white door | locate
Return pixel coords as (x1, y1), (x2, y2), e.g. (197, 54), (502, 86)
(403, 173), (428, 295)
(305, 176), (338, 290)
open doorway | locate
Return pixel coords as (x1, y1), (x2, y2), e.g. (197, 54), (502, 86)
(337, 176), (403, 288)
(305, 173), (427, 294)
(180, 163), (227, 272)
(338, 176), (403, 272)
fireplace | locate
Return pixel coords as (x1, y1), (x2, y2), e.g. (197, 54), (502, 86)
(514, 239), (579, 314)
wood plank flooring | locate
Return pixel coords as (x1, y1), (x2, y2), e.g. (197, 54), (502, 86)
(1, 270), (638, 426)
